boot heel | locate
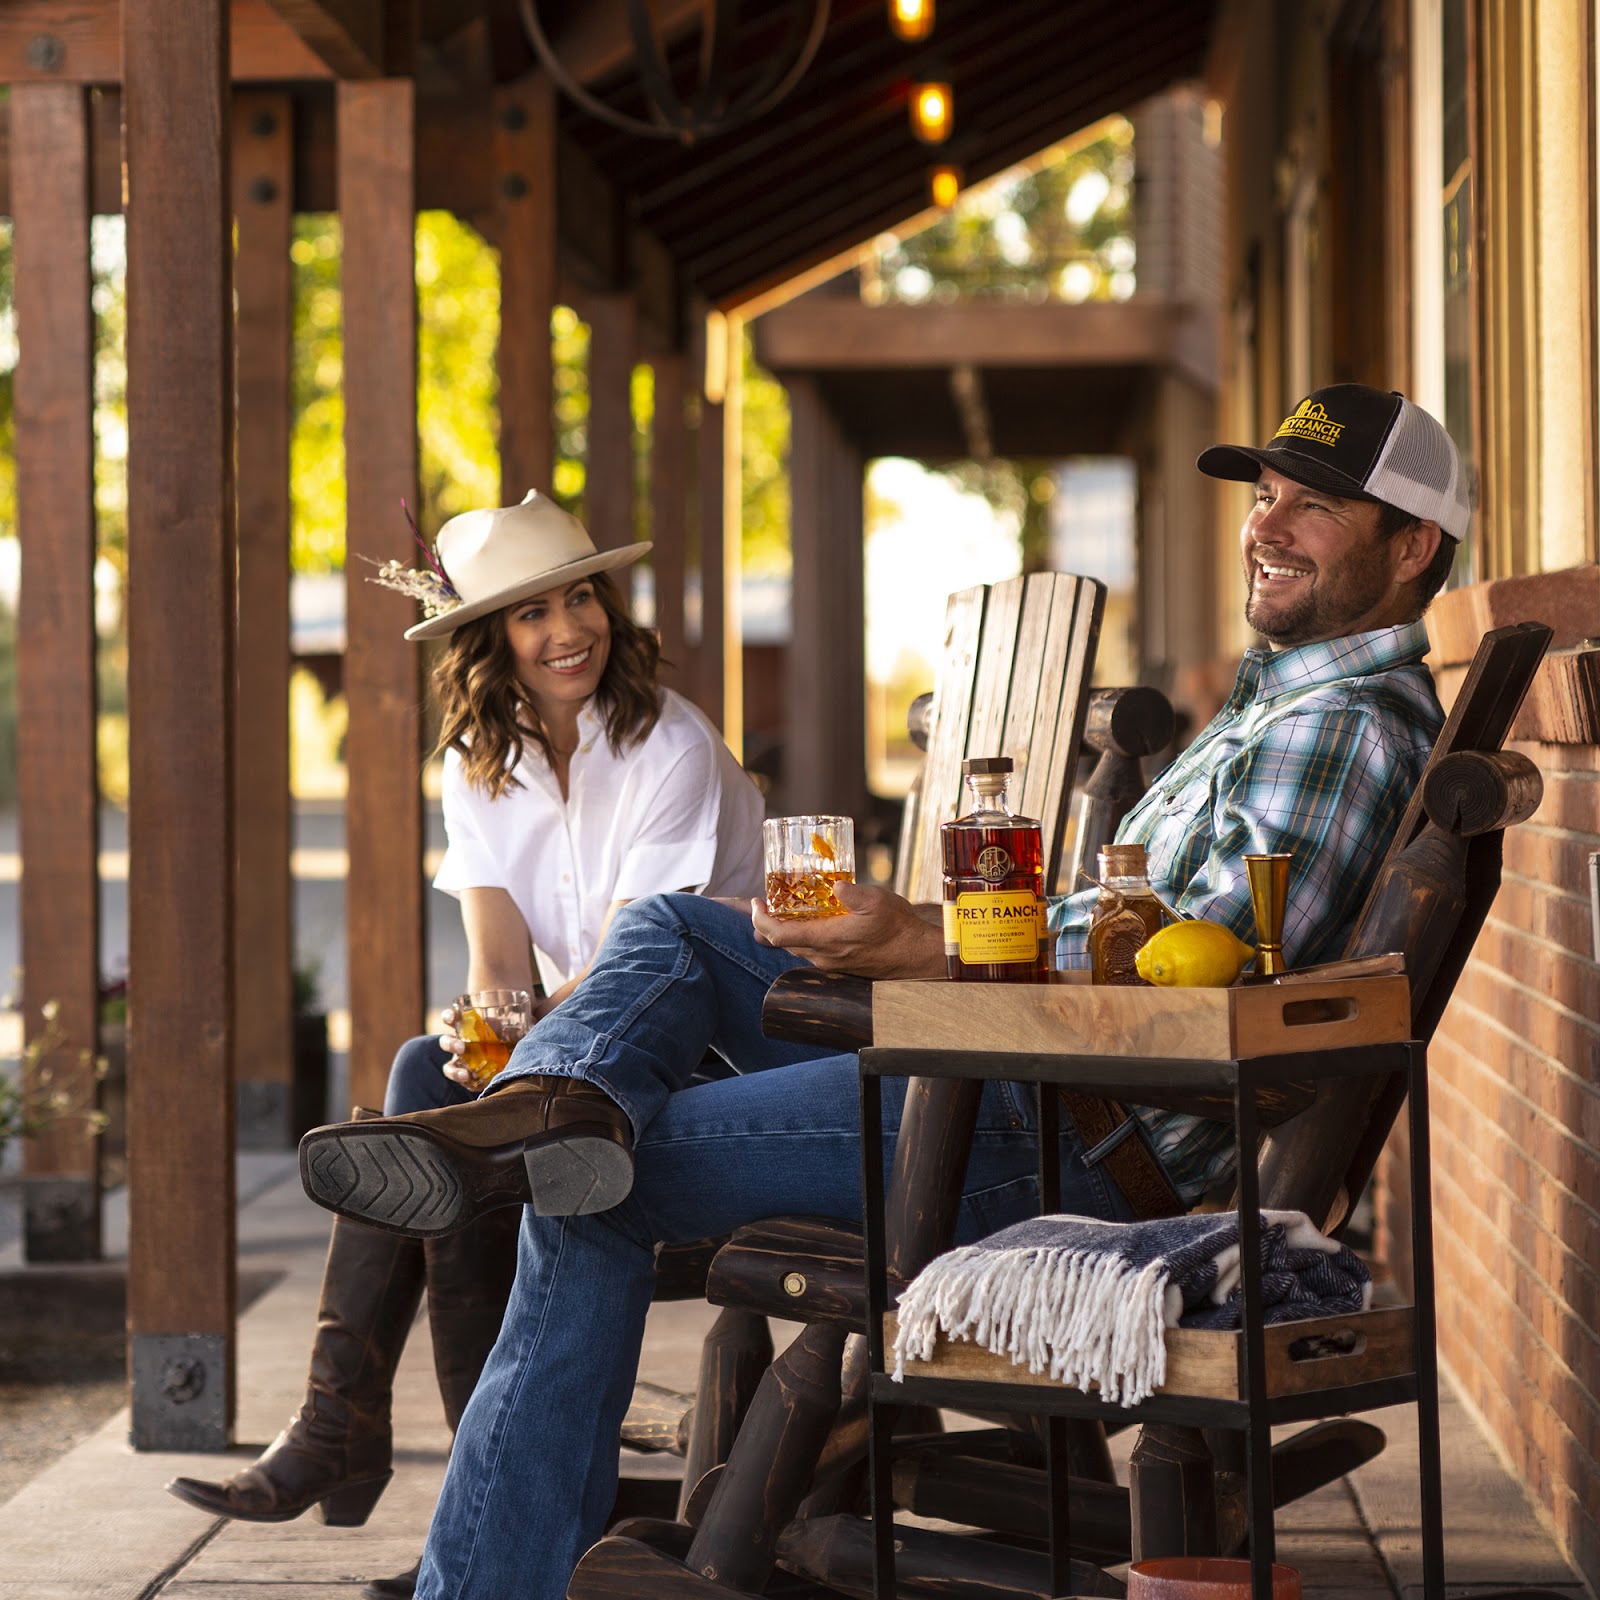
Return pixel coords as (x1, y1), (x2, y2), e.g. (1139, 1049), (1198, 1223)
(315, 1472), (392, 1527)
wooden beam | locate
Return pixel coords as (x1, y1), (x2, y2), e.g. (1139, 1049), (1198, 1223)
(232, 91), (296, 1148)
(0, 0), (334, 83)
(650, 350), (689, 692)
(754, 299), (1191, 373)
(784, 375), (865, 818)
(123, 0), (237, 1450)
(12, 83), (100, 1262)
(263, 0), (383, 77)
(494, 75), (557, 497)
(584, 290), (638, 566)
(339, 79), (424, 1115)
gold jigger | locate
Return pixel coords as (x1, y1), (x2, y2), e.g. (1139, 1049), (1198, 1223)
(1245, 853), (1292, 976)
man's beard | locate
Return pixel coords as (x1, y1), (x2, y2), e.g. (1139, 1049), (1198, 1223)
(1243, 549), (1392, 646)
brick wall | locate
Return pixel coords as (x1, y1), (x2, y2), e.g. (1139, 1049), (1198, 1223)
(1373, 571), (1600, 1588)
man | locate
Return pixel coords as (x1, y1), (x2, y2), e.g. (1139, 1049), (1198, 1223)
(300, 383), (1466, 1600)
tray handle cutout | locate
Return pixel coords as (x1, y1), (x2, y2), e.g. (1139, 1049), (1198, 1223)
(1280, 996), (1357, 1028)
(1286, 1326), (1365, 1363)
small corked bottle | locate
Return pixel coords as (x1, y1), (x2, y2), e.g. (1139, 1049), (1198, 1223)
(1087, 843), (1166, 986)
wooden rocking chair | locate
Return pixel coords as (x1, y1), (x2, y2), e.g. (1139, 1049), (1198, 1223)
(575, 620), (1553, 1600)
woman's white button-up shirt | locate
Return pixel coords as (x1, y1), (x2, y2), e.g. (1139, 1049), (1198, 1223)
(433, 688), (764, 992)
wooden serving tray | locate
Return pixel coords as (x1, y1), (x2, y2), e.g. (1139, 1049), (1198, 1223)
(872, 973), (1411, 1061)
(884, 1304), (1416, 1403)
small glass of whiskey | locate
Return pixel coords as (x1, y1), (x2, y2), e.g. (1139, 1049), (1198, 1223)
(451, 989), (533, 1090)
(763, 815), (856, 918)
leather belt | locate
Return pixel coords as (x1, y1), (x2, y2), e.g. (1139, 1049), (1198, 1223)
(1058, 1090), (1185, 1220)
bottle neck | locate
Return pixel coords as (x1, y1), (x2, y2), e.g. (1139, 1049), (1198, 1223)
(965, 775), (1014, 815)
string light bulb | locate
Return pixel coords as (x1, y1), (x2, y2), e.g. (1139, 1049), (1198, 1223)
(888, 0), (935, 41)
(910, 79), (952, 144)
(930, 164), (962, 208)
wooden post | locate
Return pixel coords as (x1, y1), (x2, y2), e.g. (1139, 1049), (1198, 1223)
(493, 75), (556, 498)
(12, 83), (100, 1262)
(339, 79), (424, 1116)
(783, 375), (866, 818)
(585, 290), (637, 571)
(695, 395), (727, 728)
(650, 350), (689, 690)
(232, 90), (296, 1148)
(123, 0), (237, 1449)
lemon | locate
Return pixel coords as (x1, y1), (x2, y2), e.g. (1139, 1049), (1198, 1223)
(1134, 920), (1256, 987)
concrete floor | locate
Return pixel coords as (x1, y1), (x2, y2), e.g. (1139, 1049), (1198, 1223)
(0, 1163), (1590, 1600)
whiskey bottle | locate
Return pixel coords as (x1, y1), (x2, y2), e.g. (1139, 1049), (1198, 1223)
(941, 757), (1049, 983)
(1087, 843), (1166, 985)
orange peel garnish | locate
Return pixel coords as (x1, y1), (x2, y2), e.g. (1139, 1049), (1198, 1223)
(810, 831), (836, 862)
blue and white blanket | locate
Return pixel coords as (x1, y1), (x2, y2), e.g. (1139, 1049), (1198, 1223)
(891, 1209), (1371, 1407)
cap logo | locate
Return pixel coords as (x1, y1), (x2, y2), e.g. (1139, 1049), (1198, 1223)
(1273, 399), (1344, 449)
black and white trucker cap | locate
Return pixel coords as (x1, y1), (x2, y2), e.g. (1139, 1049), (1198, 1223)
(1197, 384), (1470, 541)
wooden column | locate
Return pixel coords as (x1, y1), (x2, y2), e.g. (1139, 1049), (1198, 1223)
(650, 350), (689, 690)
(339, 81), (424, 1115)
(696, 387), (727, 729)
(13, 84), (100, 1262)
(232, 91), (296, 1148)
(493, 76), (556, 498)
(784, 375), (866, 819)
(123, 0), (237, 1449)
(585, 291), (637, 571)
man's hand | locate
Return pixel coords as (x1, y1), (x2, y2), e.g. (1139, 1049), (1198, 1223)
(750, 882), (946, 980)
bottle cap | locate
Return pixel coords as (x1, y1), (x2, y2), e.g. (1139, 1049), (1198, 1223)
(1098, 843), (1149, 877)
(962, 756), (1013, 775)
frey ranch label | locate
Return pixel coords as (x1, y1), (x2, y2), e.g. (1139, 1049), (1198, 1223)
(943, 890), (1046, 965)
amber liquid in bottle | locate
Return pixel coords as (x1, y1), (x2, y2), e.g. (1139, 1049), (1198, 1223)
(1087, 844), (1166, 985)
(941, 760), (1049, 983)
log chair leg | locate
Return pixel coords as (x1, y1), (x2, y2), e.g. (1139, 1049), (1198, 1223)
(677, 1308), (776, 1520)
(682, 1323), (847, 1592)
(1129, 1424), (1220, 1560)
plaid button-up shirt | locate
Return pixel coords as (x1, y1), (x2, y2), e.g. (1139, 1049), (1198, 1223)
(1046, 620), (1444, 1202)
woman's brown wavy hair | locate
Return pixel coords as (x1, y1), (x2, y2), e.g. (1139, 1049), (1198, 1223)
(431, 571), (662, 799)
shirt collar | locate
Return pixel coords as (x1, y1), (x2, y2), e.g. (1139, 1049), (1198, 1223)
(1229, 620), (1431, 707)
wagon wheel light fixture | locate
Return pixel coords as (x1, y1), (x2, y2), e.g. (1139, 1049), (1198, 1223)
(517, 0), (832, 146)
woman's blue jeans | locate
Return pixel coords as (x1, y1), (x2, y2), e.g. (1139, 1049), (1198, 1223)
(413, 893), (1132, 1600)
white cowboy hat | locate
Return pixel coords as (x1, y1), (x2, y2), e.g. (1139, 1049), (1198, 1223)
(402, 490), (651, 642)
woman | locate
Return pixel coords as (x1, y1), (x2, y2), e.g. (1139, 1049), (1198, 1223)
(165, 491), (763, 1561)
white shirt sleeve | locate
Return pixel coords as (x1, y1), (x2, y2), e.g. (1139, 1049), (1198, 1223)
(612, 740), (725, 900)
(432, 751), (509, 897)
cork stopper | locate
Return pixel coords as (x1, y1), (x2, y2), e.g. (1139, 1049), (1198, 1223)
(962, 756), (1013, 775)
(1098, 843), (1149, 879)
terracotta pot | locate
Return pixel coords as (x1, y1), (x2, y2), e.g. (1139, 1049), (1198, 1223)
(1128, 1557), (1302, 1600)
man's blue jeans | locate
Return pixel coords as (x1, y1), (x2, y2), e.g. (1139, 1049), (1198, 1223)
(414, 894), (1133, 1600)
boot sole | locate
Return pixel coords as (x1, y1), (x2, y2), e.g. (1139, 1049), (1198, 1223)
(164, 1469), (391, 1525)
(300, 1121), (634, 1235)
(300, 1126), (525, 1239)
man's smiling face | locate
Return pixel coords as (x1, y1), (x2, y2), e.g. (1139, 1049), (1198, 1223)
(1239, 470), (1409, 647)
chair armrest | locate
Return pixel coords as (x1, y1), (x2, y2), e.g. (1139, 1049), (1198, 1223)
(761, 969), (874, 1050)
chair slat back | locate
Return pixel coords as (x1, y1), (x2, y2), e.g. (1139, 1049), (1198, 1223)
(900, 573), (1106, 903)
(1260, 621), (1553, 1228)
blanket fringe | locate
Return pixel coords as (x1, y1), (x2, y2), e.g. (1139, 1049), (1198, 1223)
(891, 1244), (1171, 1407)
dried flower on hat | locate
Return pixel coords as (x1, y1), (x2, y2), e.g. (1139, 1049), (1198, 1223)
(366, 500), (462, 619)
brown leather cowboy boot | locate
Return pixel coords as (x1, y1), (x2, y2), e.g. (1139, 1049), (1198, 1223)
(300, 1075), (634, 1237)
(166, 1116), (427, 1525)
(425, 1204), (522, 1428)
